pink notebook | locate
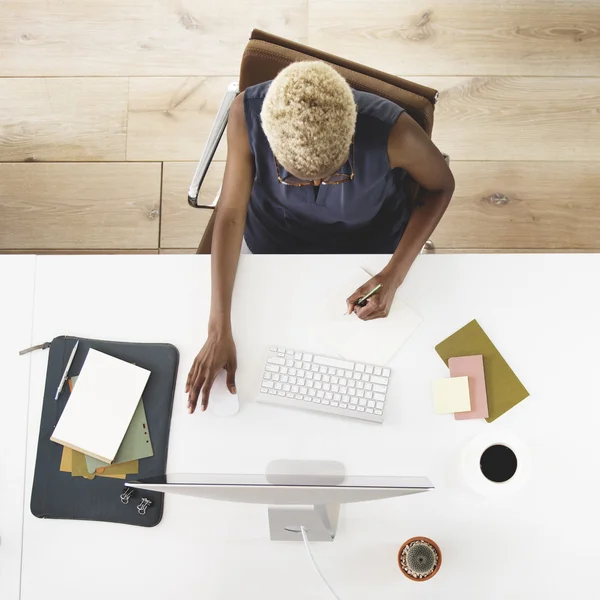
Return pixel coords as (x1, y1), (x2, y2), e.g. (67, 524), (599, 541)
(449, 355), (489, 420)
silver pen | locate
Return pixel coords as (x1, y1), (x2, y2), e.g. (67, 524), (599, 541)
(54, 341), (79, 401)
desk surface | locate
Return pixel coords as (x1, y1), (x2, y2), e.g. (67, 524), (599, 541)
(21, 254), (600, 599)
(0, 256), (36, 600)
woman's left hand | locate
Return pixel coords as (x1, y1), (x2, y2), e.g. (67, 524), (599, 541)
(346, 272), (403, 321)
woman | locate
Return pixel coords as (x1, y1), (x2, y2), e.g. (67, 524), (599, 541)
(186, 61), (454, 413)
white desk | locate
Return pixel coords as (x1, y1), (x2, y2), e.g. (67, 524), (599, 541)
(21, 254), (600, 599)
(0, 256), (36, 600)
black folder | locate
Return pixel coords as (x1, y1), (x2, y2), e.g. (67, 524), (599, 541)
(31, 335), (179, 527)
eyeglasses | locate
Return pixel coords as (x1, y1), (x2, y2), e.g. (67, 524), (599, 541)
(274, 142), (355, 187)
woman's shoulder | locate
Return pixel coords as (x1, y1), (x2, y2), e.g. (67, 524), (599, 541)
(352, 89), (404, 125)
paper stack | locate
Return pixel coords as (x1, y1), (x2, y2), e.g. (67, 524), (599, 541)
(51, 349), (154, 480)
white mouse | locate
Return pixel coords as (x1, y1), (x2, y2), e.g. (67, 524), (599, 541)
(208, 370), (240, 417)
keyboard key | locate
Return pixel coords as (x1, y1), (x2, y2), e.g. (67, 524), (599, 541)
(374, 393), (385, 402)
(294, 352), (302, 360)
(323, 375), (331, 383)
(308, 389), (316, 397)
(281, 367), (288, 375)
(293, 361), (302, 369)
(286, 360), (293, 367)
(356, 363), (365, 373)
(357, 390), (364, 398)
(295, 394), (303, 400)
(302, 362), (311, 370)
(277, 352), (285, 358)
(261, 387), (267, 393)
(278, 391), (285, 397)
(289, 377), (297, 385)
(340, 378), (347, 386)
(353, 372), (361, 380)
(325, 392), (333, 400)
(302, 354), (313, 362)
(314, 355), (354, 370)
(300, 387), (308, 395)
(275, 383), (283, 390)
(306, 380), (314, 388)
(314, 374), (322, 382)
(289, 369), (297, 377)
(331, 376), (339, 384)
(323, 383), (331, 391)
(349, 405), (356, 410)
(375, 409), (383, 415)
(322, 400), (330, 405)
(370, 375), (389, 385)
(266, 364), (279, 373)
(367, 400), (375, 408)
(328, 367), (336, 375)
(286, 350), (293, 355)
(277, 347), (285, 353)
(382, 368), (391, 377)
(272, 374), (280, 382)
(350, 397), (358, 405)
(269, 389), (277, 395)
(304, 396), (312, 402)
(374, 367), (382, 376)
(376, 402), (384, 409)
(313, 398), (321, 404)
(359, 399), (367, 407)
(361, 374), (370, 382)
(348, 380), (356, 388)
(315, 381), (323, 390)
(344, 370), (353, 378)
(306, 372), (313, 380)
(331, 401), (338, 407)
(343, 395), (350, 403)
(357, 406), (365, 412)
(264, 372), (272, 380)
(365, 391), (373, 400)
(291, 385), (299, 393)
(340, 403), (348, 409)
(283, 384), (291, 391)
(281, 375), (288, 383)
(298, 378), (305, 386)
(366, 408), (374, 414)
(357, 381), (364, 389)
(366, 365), (374, 374)
(262, 380), (274, 388)
(286, 392), (294, 398)
(333, 394), (341, 401)
(317, 391), (325, 398)
(373, 384), (387, 393)
(311, 365), (319, 372)
(269, 347), (277, 351)
(297, 370), (305, 378)
(319, 366), (327, 374)
(336, 369), (344, 377)
(267, 357), (285, 365)
(365, 383), (373, 391)
(340, 386), (348, 394)
(331, 384), (339, 392)
(349, 388), (356, 396)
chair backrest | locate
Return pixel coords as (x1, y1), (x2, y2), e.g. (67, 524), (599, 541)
(238, 29), (439, 205)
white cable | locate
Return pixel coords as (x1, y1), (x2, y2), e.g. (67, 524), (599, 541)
(300, 526), (342, 600)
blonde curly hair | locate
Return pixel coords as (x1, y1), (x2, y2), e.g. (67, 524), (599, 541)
(260, 61), (357, 180)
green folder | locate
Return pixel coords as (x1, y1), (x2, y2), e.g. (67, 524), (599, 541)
(85, 398), (154, 472)
(435, 319), (529, 423)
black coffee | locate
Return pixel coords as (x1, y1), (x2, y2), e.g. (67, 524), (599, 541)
(480, 444), (518, 483)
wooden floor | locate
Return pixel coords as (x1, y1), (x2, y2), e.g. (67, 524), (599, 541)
(1, 1), (599, 254)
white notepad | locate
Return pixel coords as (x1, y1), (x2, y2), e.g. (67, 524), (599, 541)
(318, 268), (422, 365)
(50, 349), (151, 464)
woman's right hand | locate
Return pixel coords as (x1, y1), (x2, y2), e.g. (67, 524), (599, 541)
(185, 332), (237, 414)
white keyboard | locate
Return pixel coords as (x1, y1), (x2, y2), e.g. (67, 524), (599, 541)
(257, 347), (391, 423)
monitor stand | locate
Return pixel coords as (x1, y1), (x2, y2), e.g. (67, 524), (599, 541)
(265, 459), (345, 542)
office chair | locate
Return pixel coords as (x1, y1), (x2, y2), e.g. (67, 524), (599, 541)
(188, 29), (443, 254)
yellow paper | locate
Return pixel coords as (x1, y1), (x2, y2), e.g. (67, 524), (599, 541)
(60, 446), (73, 472)
(433, 377), (471, 414)
(93, 459), (139, 477)
(65, 448), (127, 479)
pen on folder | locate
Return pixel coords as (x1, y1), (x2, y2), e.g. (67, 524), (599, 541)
(356, 283), (382, 307)
(54, 341), (79, 401)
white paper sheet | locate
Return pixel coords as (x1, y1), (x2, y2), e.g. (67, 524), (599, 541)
(50, 349), (151, 463)
(317, 268), (422, 366)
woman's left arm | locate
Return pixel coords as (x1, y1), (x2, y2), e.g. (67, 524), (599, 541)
(348, 113), (455, 320)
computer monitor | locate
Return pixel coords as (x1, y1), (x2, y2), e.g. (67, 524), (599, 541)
(127, 460), (434, 541)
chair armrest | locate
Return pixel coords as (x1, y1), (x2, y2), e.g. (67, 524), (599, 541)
(188, 81), (240, 208)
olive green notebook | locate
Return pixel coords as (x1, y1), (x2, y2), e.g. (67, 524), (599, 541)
(435, 319), (529, 423)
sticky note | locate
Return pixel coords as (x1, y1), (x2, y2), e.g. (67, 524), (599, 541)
(433, 376), (471, 414)
(449, 355), (489, 420)
(435, 319), (529, 422)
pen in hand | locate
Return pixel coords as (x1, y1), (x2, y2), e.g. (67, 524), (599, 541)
(348, 283), (383, 314)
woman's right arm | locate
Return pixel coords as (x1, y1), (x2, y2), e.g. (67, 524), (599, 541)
(186, 93), (255, 414)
